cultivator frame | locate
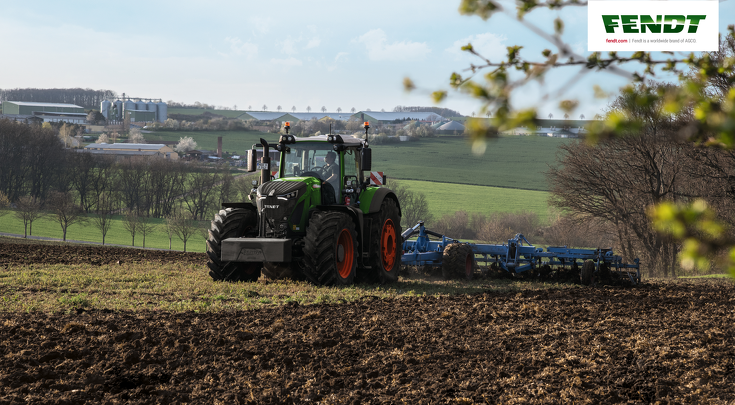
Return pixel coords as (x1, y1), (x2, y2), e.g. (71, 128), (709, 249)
(401, 221), (641, 285)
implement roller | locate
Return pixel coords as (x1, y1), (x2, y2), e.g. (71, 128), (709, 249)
(401, 221), (641, 285)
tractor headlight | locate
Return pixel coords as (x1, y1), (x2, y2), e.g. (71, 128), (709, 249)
(277, 191), (299, 200)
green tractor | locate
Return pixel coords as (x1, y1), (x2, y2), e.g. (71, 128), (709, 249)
(206, 122), (402, 285)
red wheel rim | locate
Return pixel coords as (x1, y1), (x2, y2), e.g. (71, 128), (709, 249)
(465, 253), (473, 277)
(381, 219), (396, 271)
(337, 229), (354, 279)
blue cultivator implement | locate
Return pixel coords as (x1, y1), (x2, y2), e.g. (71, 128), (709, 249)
(401, 221), (641, 285)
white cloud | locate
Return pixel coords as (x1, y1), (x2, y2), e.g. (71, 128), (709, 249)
(280, 36), (300, 55)
(270, 57), (303, 67)
(225, 37), (258, 58)
(445, 33), (508, 61)
(357, 29), (431, 62)
(306, 37), (321, 49)
(334, 52), (349, 62)
(250, 17), (274, 35)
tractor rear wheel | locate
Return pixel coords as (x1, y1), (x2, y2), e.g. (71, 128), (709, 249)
(442, 243), (475, 280)
(361, 198), (401, 284)
(303, 211), (357, 286)
(580, 260), (595, 286)
(207, 208), (262, 282)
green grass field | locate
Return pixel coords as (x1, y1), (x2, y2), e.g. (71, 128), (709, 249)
(146, 131), (571, 191)
(0, 213), (209, 252)
(372, 136), (571, 191)
(396, 180), (551, 223)
(144, 130), (272, 155)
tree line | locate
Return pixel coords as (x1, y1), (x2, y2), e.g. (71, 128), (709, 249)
(0, 119), (256, 244)
(0, 88), (117, 109)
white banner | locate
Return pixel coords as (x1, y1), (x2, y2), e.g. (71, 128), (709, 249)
(588, 1), (719, 51)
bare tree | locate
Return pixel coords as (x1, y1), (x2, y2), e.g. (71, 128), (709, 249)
(170, 211), (199, 252)
(548, 84), (689, 277)
(0, 191), (9, 219)
(181, 166), (220, 220)
(579, 114), (585, 120)
(164, 215), (175, 250)
(91, 193), (115, 245)
(122, 210), (141, 247)
(391, 180), (432, 228)
(337, 107), (342, 113)
(262, 104), (267, 111)
(277, 105), (282, 112)
(48, 191), (85, 242)
(350, 107), (356, 113)
(321, 106), (327, 113)
(306, 106), (311, 113)
(13, 195), (44, 238)
(548, 113), (553, 119)
(138, 217), (157, 248)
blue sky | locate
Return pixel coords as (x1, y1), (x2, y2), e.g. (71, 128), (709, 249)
(0, 0), (732, 117)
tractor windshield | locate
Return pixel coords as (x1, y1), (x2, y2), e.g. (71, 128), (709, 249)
(281, 142), (335, 180)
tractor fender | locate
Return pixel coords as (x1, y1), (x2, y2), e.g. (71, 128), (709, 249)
(313, 205), (366, 266)
(221, 202), (257, 212)
(366, 187), (401, 216)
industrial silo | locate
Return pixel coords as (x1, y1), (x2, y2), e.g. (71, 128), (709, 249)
(136, 100), (147, 111)
(156, 101), (168, 123)
(100, 100), (111, 120)
(123, 100), (136, 117)
(146, 101), (158, 121)
(114, 100), (123, 120)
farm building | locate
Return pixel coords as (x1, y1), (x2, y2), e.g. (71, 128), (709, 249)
(82, 143), (179, 160)
(0, 101), (88, 124)
(358, 111), (444, 123)
(437, 121), (465, 133)
(126, 110), (156, 122)
(1, 101), (85, 115)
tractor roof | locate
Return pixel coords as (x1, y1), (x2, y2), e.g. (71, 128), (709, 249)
(293, 134), (367, 147)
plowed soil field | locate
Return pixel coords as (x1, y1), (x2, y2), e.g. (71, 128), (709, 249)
(1, 240), (735, 404)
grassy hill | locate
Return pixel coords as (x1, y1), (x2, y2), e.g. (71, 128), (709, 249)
(145, 131), (571, 191)
(144, 130), (272, 154)
(372, 136), (571, 191)
(397, 180), (551, 223)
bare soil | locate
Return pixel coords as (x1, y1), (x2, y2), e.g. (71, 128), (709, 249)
(1, 238), (734, 404)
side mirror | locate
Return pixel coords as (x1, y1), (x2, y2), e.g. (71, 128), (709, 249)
(361, 148), (372, 171)
(246, 149), (257, 172)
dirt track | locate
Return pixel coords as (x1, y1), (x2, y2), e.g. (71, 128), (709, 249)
(1, 239), (735, 404)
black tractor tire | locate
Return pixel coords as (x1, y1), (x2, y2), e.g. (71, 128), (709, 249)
(303, 211), (357, 286)
(580, 260), (595, 286)
(207, 208), (262, 282)
(441, 243), (475, 280)
(360, 198), (402, 284)
(262, 262), (305, 281)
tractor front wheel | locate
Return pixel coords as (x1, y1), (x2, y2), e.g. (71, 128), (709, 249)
(303, 211), (357, 286)
(207, 208), (262, 282)
(442, 243), (475, 280)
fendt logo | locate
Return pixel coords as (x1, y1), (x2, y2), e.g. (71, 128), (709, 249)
(601, 15), (706, 34)
(588, 1), (718, 52)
